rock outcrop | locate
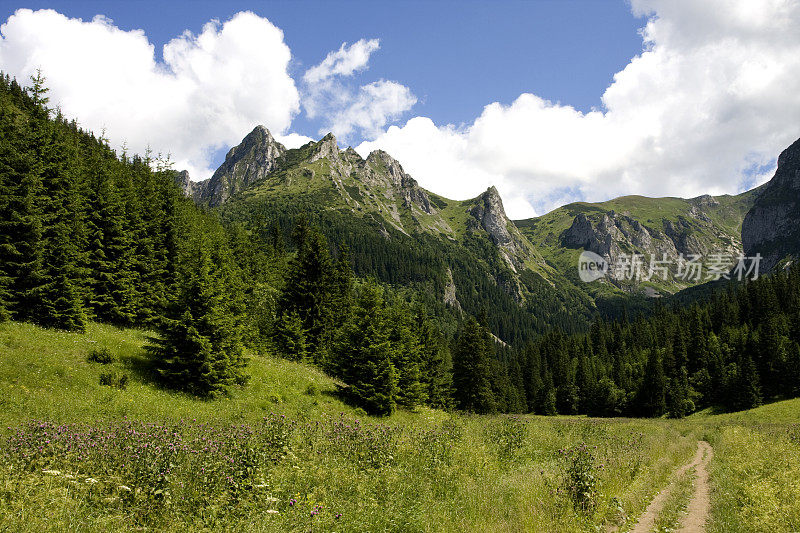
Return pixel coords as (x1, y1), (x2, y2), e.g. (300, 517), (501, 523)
(469, 186), (534, 272)
(195, 125), (287, 206)
(364, 150), (434, 214)
(561, 207), (741, 282)
(443, 267), (462, 312)
(742, 136), (800, 272)
(310, 133), (339, 163)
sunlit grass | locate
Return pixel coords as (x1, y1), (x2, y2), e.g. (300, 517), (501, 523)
(0, 321), (798, 531)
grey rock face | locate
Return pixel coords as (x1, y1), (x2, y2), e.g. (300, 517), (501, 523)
(443, 267), (462, 312)
(173, 170), (207, 203)
(562, 213), (626, 258)
(561, 208), (740, 282)
(310, 133), (339, 163)
(199, 125), (287, 207)
(742, 136), (800, 272)
(470, 187), (515, 247)
(364, 150), (434, 214)
(467, 186), (537, 300)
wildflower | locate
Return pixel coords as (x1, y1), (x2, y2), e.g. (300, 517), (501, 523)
(266, 509), (279, 514)
(118, 485), (132, 492)
(85, 478), (98, 484)
(42, 469), (61, 476)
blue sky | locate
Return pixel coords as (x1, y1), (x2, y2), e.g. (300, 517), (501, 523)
(2, 1), (799, 217)
(2, 0), (643, 149)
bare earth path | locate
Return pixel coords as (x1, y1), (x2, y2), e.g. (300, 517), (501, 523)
(676, 441), (713, 533)
(628, 440), (713, 533)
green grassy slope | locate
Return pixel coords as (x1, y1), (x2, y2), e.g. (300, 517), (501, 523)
(687, 399), (800, 533)
(1, 321), (798, 531)
(0, 321), (690, 531)
(0, 321), (354, 428)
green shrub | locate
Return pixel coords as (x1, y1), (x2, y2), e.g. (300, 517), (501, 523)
(559, 442), (600, 515)
(99, 371), (129, 390)
(86, 346), (114, 364)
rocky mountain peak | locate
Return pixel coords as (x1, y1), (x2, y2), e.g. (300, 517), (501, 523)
(691, 194), (720, 208)
(224, 125), (277, 161)
(472, 187), (510, 239)
(742, 135), (800, 272)
(469, 186), (533, 283)
(367, 150), (410, 186)
(192, 125), (287, 207)
(359, 149), (434, 215)
(311, 133), (339, 162)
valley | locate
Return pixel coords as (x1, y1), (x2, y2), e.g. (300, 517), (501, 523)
(1, 320), (798, 532)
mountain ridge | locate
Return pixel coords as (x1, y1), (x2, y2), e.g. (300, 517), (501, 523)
(178, 125), (768, 306)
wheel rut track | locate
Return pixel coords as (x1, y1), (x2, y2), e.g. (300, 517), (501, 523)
(626, 440), (713, 533)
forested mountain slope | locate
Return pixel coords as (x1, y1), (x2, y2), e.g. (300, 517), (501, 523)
(189, 127), (597, 343)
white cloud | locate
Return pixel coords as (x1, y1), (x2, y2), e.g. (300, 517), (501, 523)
(0, 9), (303, 180)
(276, 132), (315, 149)
(303, 38), (380, 84)
(302, 39), (416, 142)
(327, 80), (417, 140)
(358, 0), (800, 218)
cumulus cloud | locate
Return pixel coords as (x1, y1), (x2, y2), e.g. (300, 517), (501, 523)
(0, 9), (302, 180)
(276, 132), (315, 149)
(358, 0), (800, 218)
(303, 38), (380, 84)
(326, 80), (417, 140)
(302, 39), (416, 142)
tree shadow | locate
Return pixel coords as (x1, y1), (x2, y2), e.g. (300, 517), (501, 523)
(120, 347), (165, 390)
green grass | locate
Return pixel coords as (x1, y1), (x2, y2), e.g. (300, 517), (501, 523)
(0, 321), (798, 531)
(688, 399), (800, 533)
(0, 321), (353, 428)
(652, 462), (695, 532)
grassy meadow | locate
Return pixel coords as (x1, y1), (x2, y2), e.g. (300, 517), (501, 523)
(0, 321), (798, 532)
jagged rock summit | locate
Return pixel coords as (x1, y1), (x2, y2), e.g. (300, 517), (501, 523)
(175, 125), (552, 306)
(742, 135), (800, 272)
(468, 186), (536, 273)
(189, 125), (287, 207)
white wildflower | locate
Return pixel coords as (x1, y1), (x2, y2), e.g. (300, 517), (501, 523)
(42, 469), (61, 476)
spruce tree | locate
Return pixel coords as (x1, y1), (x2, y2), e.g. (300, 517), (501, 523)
(637, 349), (667, 417)
(273, 310), (308, 361)
(333, 281), (398, 416)
(3, 85), (45, 323)
(538, 370), (558, 416)
(733, 355), (762, 411)
(666, 366), (690, 418)
(146, 236), (246, 397)
(786, 342), (800, 397)
(418, 314), (453, 409)
(387, 306), (426, 408)
(276, 221), (334, 364)
(36, 108), (86, 331)
(451, 316), (496, 414)
(85, 152), (137, 325)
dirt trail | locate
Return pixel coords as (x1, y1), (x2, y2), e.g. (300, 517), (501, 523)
(628, 440), (713, 533)
(676, 440), (713, 533)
